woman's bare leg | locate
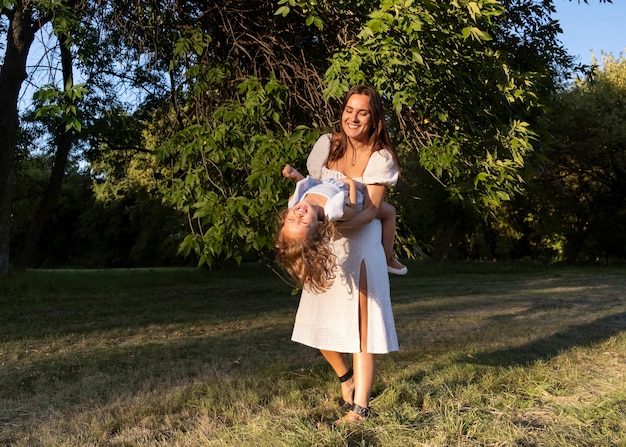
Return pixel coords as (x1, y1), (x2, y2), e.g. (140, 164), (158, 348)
(341, 261), (375, 422)
(319, 349), (354, 405)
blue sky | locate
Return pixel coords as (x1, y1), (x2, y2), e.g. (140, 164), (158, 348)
(552, 0), (626, 66)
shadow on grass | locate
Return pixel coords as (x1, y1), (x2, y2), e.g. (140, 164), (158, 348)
(466, 310), (626, 367)
(1, 320), (324, 420)
(0, 265), (296, 342)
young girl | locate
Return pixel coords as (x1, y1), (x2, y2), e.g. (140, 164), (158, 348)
(275, 163), (407, 293)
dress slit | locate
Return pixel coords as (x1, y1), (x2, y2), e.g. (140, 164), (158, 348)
(358, 260), (368, 353)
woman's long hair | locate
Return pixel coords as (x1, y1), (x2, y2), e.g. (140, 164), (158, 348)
(327, 85), (400, 169)
(274, 209), (337, 293)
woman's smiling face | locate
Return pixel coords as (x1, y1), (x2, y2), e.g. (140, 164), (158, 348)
(341, 94), (373, 142)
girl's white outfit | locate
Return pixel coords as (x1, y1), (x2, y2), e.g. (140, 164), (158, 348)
(291, 134), (399, 354)
(288, 177), (364, 221)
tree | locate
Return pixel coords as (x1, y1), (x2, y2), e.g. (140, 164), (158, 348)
(112, 1), (344, 266)
(0, 1), (50, 274)
(278, 0), (543, 260)
(527, 53), (626, 261)
(1, 0), (91, 274)
(11, 150), (93, 267)
(157, 78), (320, 266)
(79, 107), (187, 267)
(73, 0), (338, 267)
(1, 0), (616, 274)
(153, 0), (588, 265)
(14, 31), (87, 270)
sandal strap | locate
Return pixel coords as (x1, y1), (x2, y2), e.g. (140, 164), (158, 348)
(350, 403), (371, 418)
(338, 367), (353, 383)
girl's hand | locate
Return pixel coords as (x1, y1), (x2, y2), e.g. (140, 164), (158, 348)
(282, 164), (305, 182)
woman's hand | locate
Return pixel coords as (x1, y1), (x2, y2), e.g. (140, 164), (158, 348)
(340, 177), (358, 208)
(336, 183), (385, 228)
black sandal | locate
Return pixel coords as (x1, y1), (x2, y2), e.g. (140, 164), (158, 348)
(328, 403), (371, 427)
(349, 403), (371, 419)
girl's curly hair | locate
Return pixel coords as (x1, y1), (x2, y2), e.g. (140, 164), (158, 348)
(274, 209), (337, 293)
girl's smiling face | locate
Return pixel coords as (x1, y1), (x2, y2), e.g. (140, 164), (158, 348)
(281, 201), (320, 240)
(341, 94), (373, 142)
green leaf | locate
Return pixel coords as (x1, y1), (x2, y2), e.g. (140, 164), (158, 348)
(275, 5), (290, 16)
(366, 18), (386, 33)
(474, 172), (489, 187)
(312, 16), (324, 30)
(467, 2), (480, 21)
(411, 49), (424, 65)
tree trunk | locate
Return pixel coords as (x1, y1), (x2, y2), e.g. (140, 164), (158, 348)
(15, 34), (75, 270)
(0, 4), (40, 275)
(482, 220), (498, 262)
(432, 220), (462, 261)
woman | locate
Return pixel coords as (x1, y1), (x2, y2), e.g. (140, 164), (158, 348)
(290, 85), (400, 424)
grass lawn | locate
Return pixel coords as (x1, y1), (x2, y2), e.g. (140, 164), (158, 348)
(1, 262), (625, 446)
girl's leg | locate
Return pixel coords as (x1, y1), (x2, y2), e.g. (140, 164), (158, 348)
(377, 201), (396, 262)
(378, 202), (407, 274)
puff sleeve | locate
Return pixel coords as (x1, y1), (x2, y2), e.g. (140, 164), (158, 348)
(306, 134), (332, 179)
(362, 149), (399, 187)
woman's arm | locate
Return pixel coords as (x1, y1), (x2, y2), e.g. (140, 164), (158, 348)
(338, 177), (358, 221)
(336, 183), (386, 228)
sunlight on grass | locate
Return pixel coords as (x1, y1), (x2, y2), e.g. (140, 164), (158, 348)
(1, 263), (625, 446)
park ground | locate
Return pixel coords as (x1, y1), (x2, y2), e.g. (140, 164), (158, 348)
(1, 262), (625, 446)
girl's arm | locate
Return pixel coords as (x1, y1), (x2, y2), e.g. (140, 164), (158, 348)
(282, 164), (305, 202)
(336, 183), (386, 228)
(282, 164), (305, 182)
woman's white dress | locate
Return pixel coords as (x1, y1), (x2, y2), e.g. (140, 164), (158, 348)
(291, 134), (399, 354)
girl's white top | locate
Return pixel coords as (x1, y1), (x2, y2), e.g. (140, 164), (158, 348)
(288, 177), (364, 221)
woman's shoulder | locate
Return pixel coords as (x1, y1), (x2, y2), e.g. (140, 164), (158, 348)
(306, 133), (333, 178)
(371, 147), (395, 162)
(363, 148), (399, 187)
(315, 133), (333, 146)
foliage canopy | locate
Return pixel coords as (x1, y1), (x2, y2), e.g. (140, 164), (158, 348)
(3, 0), (622, 271)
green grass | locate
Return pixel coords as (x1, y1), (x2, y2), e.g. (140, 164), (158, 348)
(1, 262), (625, 446)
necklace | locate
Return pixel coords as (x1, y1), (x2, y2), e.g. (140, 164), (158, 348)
(350, 148), (364, 166)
